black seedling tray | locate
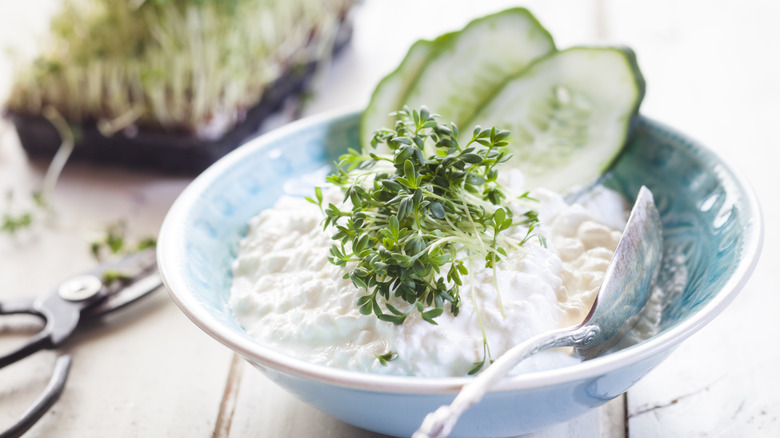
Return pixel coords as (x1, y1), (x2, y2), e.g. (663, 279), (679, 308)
(6, 20), (352, 175)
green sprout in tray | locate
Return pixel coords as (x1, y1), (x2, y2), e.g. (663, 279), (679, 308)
(4, 0), (356, 172)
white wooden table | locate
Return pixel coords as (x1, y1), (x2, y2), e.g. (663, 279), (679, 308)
(1, 1), (777, 437)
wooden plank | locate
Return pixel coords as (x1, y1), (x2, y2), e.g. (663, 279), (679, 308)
(603, 1), (780, 436)
(1, 4), (238, 432)
(0, 126), (235, 436)
(227, 358), (623, 438)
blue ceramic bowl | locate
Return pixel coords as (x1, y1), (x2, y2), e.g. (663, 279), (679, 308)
(157, 109), (762, 437)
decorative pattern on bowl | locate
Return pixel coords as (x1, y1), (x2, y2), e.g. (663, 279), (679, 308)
(608, 120), (750, 328)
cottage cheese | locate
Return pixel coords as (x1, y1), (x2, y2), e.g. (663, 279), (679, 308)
(230, 176), (632, 377)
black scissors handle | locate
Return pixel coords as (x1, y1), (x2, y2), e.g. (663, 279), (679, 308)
(0, 248), (159, 369)
(0, 299), (77, 437)
(0, 298), (50, 369)
(0, 293), (81, 368)
(0, 355), (71, 438)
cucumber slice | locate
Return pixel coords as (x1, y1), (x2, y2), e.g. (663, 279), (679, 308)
(465, 47), (645, 194)
(404, 8), (555, 128)
(361, 8), (555, 149)
(360, 39), (435, 148)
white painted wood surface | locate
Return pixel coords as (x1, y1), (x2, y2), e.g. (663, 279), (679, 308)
(0, 1), (776, 437)
(603, 2), (780, 437)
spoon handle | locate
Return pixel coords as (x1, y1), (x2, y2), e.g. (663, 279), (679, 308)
(413, 325), (598, 438)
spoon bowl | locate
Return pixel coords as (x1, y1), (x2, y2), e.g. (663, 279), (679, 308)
(415, 185), (663, 438)
(576, 185), (663, 359)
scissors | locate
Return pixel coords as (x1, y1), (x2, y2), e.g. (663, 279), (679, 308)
(0, 248), (161, 438)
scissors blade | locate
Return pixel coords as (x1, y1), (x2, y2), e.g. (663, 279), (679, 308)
(79, 248), (162, 319)
(82, 271), (162, 318)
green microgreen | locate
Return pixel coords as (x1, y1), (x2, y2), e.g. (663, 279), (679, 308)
(1, 190), (44, 236)
(312, 106), (541, 335)
(2, 107), (72, 238)
(468, 341), (494, 375)
(375, 351), (399, 366)
(6, 0), (354, 135)
(1, 211), (33, 234)
(102, 269), (134, 286)
(136, 237), (158, 251)
(91, 220), (157, 261)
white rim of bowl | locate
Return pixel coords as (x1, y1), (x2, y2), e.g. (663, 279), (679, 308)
(158, 107), (764, 394)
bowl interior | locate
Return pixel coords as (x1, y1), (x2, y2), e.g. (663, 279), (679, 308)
(158, 110), (761, 384)
(606, 120), (760, 332)
(159, 112), (355, 338)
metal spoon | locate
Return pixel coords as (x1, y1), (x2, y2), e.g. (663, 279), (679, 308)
(414, 185), (663, 438)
